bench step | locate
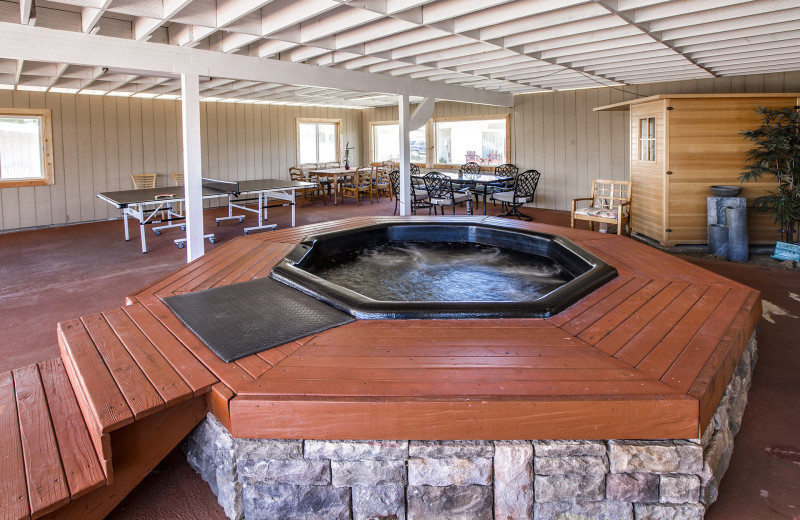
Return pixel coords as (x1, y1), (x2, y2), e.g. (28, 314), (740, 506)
(0, 360), (107, 520)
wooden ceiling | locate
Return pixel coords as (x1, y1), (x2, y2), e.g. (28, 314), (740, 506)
(1, 0), (799, 108)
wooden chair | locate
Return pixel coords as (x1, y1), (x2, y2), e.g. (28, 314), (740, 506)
(290, 166), (326, 207)
(171, 172), (185, 215)
(131, 173), (156, 189)
(571, 179), (631, 235)
(372, 165), (393, 202)
(131, 173), (169, 219)
(340, 167), (373, 205)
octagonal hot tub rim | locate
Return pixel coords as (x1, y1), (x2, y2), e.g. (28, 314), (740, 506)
(269, 221), (618, 320)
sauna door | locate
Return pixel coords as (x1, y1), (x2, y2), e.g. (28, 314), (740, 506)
(629, 101), (666, 244)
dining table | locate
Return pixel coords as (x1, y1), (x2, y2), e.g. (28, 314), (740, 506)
(413, 171), (515, 215)
(309, 167), (358, 205)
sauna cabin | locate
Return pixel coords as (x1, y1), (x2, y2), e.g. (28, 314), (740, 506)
(595, 93), (800, 246)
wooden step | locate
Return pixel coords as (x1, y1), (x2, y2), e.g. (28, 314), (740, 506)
(56, 310), (216, 440)
(0, 360), (107, 520)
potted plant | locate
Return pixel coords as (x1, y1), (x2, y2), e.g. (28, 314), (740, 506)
(343, 141), (355, 170)
(740, 106), (800, 253)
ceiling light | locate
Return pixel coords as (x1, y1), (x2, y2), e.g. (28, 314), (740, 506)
(49, 87), (79, 94)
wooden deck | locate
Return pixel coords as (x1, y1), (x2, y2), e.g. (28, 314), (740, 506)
(61, 216), (760, 442)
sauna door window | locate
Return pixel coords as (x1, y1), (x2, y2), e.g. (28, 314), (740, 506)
(639, 117), (656, 162)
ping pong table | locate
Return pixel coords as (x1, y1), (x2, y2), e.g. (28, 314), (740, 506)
(97, 177), (315, 253)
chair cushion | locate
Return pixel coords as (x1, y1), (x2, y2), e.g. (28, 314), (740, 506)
(430, 192), (470, 205)
(574, 207), (627, 219)
(492, 191), (531, 204)
(414, 189), (429, 200)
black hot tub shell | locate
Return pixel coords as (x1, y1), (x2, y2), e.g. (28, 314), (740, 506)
(270, 222), (617, 319)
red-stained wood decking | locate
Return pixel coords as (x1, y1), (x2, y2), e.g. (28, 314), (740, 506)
(60, 216), (759, 443)
(0, 304), (215, 520)
(1, 360), (107, 520)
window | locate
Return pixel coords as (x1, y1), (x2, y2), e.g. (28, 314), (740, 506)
(371, 123), (427, 164)
(434, 116), (509, 167)
(639, 117), (656, 161)
(297, 119), (340, 164)
(0, 108), (54, 188)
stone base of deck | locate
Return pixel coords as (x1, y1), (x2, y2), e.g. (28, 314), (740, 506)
(185, 333), (757, 520)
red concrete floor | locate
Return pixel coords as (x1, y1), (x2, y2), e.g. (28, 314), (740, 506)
(0, 197), (798, 519)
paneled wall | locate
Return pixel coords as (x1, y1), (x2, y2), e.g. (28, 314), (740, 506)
(0, 91), (362, 231)
(3, 71), (800, 231)
(363, 72), (800, 212)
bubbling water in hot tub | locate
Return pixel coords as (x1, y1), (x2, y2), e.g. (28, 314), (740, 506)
(307, 241), (573, 303)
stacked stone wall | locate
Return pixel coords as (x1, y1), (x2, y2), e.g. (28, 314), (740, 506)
(185, 334), (756, 520)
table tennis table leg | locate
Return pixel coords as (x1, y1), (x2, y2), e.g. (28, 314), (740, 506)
(260, 192), (266, 225)
(126, 204), (149, 254)
(290, 189), (296, 226)
(140, 222), (148, 253)
(123, 210), (130, 241)
(242, 191), (277, 235)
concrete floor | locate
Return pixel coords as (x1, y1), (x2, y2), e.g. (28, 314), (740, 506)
(0, 198), (797, 519)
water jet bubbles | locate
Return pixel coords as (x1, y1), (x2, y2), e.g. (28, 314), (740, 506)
(311, 241), (573, 303)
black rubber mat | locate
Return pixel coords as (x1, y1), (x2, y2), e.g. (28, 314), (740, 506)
(163, 277), (354, 363)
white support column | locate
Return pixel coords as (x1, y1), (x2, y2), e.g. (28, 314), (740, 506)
(398, 94), (411, 216)
(181, 73), (205, 262)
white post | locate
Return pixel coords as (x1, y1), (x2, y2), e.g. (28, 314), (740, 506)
(398, 94), (411, 216)
(181, 73), (204, 262)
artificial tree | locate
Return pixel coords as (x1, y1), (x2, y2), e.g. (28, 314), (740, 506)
(740, 105), (800, 244)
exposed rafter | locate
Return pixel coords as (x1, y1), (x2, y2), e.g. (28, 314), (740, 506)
(592, 0), (718, 78)
(0, 0), (798, 106)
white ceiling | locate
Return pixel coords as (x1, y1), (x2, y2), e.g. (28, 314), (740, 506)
(1, 0), (799, 108)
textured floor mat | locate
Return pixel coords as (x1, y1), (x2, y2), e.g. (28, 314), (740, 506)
(163, 277), (354, 362)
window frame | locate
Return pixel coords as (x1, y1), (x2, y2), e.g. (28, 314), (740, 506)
(638, 116), (656, 162)
(369, 120), (428, 166)
(432, 113), (511, 170)
(296, 117), (342, 165)
(0, 108), (55, 188)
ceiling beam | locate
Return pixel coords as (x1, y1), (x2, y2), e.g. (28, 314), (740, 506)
(82, 1), (113, 34)
(592, 0), (719, 78)
(20, 0), (35, 25)
(0, 22), (513, 107)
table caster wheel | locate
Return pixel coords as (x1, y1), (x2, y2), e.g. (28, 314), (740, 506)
(177, 242), (185, 249)
(209, 238), (216, 244)
(181, 225), (186, 231)
(154, 230), (161, 236)
(239, 218), (244, 223)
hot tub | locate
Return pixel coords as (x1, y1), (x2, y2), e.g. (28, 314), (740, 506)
(270, 222), (617, 319)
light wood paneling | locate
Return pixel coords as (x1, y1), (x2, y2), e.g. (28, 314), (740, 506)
(630, 101), (667, 243)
